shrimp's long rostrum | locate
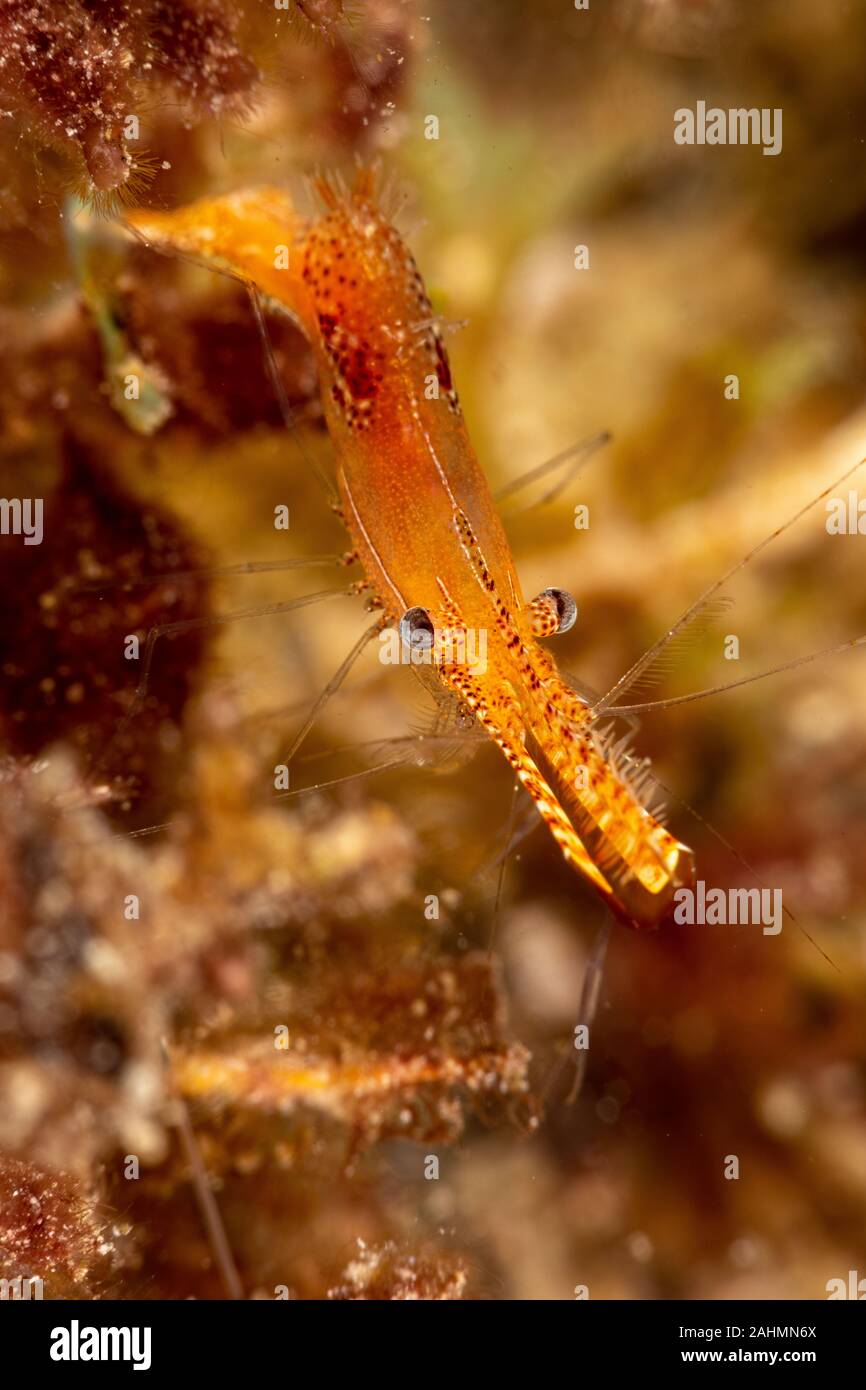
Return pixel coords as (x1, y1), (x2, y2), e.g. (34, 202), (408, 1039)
(124, 170), (694, 927)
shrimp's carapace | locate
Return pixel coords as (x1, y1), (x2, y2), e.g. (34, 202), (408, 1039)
(123, 170), (694, 927)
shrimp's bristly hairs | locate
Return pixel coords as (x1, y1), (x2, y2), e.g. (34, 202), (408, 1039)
(310, 165), (351, 212)
(310, 159), (406, 227)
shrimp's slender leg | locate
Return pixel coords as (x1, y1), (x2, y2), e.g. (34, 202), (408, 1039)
(280, 618), (384, 766)
(297, 728), (486, 768)
(248, 285), (339, 507)
(478, 798), (541, 876)
(488, 779), (521, 957)
(116, 731), (484, 834)
(538, 906), (612, 1107)
(494, 431), (610, 511)
(93, 587), (353, 783)
(277, 729), (483, 797)
(72, 554), (350, 595)
(122, 756), (414, 835)
(275, 755), (410, 801)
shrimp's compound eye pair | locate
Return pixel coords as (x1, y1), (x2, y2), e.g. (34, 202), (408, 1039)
(530, 587), (578, 638)
(399, 605), (436, 653)
(401, 591), (576, 650)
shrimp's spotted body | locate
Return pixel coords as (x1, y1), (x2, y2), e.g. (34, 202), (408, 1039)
(124, 170), (694, 928)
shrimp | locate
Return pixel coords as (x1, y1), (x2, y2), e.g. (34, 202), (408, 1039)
(120, 168), (850, 931)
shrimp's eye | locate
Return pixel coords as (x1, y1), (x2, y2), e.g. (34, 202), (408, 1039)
(399, 605), (436, 652)
(530, 587), (578, 636)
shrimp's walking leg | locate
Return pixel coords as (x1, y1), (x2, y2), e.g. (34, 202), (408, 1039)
(275, 727), (472, 799)
(566, 910), (612, 1106)
(94, 587), (353, 783)
(488, 779), (521, 957)
(478, 798), (541, 876)
(72, 554), (350, 595)
(280, 618), (384, 766)
(495, 431), (610, 511)
(248, 285), (339, 507)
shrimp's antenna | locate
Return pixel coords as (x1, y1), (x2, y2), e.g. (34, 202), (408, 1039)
(595, 633), (866, 716)
(595, 455), (866, 717)
(649, 771), (840, 974)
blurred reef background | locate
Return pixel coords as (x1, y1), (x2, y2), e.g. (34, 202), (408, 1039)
(1, 0), (866, 1299)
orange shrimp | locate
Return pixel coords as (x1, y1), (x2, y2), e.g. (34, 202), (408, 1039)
(122, 168), (700, 929)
